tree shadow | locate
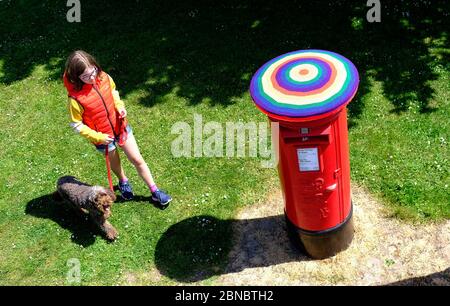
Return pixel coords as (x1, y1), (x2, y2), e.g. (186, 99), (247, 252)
(154, 214), (310, 282)
(348, 73), (372, 129)
(0, 1), (448, 120)
(25, 194), (104, 247)
(386, 268), (450, 286)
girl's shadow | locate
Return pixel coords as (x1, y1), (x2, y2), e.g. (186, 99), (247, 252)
(113, 186), (168, 210)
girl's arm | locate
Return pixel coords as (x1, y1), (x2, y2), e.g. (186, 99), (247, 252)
(68, 98), (108, 143)
(107, 75), (125, 112)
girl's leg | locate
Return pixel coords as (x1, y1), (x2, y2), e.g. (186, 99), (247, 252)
(107, 148), (128, 181)
(120, 133), (157, 190)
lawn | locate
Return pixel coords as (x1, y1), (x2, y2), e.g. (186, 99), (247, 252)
(0, 1), (448, 285)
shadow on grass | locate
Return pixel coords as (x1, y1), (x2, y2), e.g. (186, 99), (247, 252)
(155, 214), (310, 282)
(0, 1), (448, 121)
(25, 194), (102, 247)
(114, 194), (152, 204)
(112, 186), (168, 210)
(156, 214), (450, 284)
(386, 268), (450, 286)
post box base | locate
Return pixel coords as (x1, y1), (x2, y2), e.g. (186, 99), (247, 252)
(285, 206), (354, 259)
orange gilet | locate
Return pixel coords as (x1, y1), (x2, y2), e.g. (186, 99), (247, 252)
(63, 71), (127, 146)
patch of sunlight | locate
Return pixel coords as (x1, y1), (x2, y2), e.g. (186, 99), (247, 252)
(0, 59), (5, 89)
(159, 85), (183, 101)
(144, 78), (158, 86)
(351, 17), (363, 30)
(201, 97), (212, 104)
(45, 56), (64, 71)
(123, 88), (150, 102)
(29, 64), (49, 80)
(159, 75), (169, 83)
(251, 20), (261, 29)
(426, 36), (447, 49)
(240, 72), (251, 81)
(48, 57), (62, 66)
(423, 37), (433, 46)
(140, 68), (158, 87)
(0, 59), (4, 79)
(170, 85), (181, 95)
(2, 64), (49, 88)
(400, 71), (412, 78)
(400, 18), (415, 31)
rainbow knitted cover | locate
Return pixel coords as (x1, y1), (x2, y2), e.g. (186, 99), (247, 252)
(250, 50), (359, 118)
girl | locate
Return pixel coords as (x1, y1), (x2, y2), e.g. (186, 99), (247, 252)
(63, 50), (172, 207)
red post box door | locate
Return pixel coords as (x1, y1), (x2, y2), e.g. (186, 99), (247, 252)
(279, 125), (342, 231)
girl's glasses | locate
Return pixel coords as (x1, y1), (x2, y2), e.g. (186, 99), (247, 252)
(79, 66), (98, 82)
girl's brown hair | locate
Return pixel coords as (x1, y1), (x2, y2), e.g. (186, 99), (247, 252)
(64, 50), (103, 91)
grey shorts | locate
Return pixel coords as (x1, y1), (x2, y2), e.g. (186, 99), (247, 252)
(95, 124), (133, 154)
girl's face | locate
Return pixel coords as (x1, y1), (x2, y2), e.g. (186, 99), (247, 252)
(79, 65), (98, 84)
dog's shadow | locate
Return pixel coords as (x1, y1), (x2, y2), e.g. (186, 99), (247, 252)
(25, 194), (106, 247)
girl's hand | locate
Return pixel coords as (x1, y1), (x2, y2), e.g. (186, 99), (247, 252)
(101, 135), (114, 145)
(118, 108), (127, 119)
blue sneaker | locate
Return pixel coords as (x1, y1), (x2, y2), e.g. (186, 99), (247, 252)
(118, 180), (134, 200)
(151, 189), (172, 208)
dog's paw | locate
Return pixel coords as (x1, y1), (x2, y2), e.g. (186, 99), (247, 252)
(104, 225), (119, 241)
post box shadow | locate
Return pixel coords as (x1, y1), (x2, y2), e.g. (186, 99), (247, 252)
(25, 194), (104, 247)
(385, 268), (450, 286)
(154, 214), (311, 282)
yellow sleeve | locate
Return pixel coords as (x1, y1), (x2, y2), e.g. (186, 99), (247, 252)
(108, 74), (125, 111)
(67, 98), (106, 143)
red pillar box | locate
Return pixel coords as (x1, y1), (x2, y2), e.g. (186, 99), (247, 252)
(250, 50), (359, 259)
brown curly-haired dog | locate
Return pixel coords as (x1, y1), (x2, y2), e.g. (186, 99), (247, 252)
(54, 176), (118, 241)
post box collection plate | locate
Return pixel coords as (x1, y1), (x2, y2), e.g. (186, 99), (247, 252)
(297, 148), (320, 172)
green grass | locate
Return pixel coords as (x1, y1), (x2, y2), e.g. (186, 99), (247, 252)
(0, 65), (277, 285)
(0, 1), (449, 285)
(350, 72), (449, 220)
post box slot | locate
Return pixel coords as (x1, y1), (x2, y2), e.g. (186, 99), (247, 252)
(284, 135), (330, 144)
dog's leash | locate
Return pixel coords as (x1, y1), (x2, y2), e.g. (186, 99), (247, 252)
(105, 146), (114, 192)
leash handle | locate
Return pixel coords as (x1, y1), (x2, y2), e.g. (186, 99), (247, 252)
(117, 116), (128, 147)
(105, 146), (114, 191)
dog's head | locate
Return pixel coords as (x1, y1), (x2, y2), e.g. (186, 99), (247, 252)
(92, 187), (116, 219)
